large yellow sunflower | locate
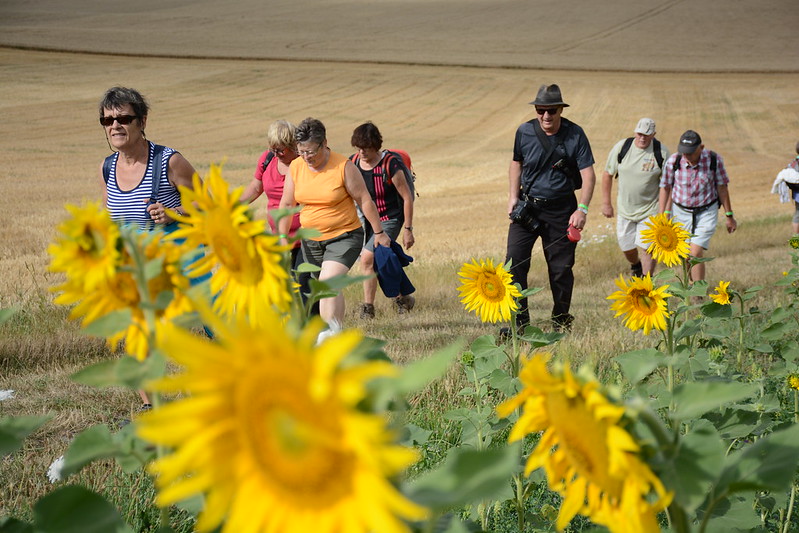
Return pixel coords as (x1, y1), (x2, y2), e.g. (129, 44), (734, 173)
(640, 213), (691, 267)
(168, 164), (292, 326)
(136, 311), (427, 533)
(48, 201), (121, 291)
(709, 280), (731, 305)
(607, 274), (671, 335)
(457, 258), (521, 323)
(53, 231), (193, 360)
(497, 353), (671, 533)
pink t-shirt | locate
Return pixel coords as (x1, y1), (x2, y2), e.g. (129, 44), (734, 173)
(255, 150), (301, 239)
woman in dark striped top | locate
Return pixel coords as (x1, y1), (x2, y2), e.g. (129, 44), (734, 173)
(98, 86), (198, 230)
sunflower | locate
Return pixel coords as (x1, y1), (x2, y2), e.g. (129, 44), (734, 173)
(497, 353), (671, 533)
(709, 280), (731, 305)
(788, 374), (799, 391)
(48, 201), (121, 291)
(607, 274), (671, 335)
(640, 213), (691, 267)
(136, 310), (427, 533)
(53, 230), (193, 360)
(168, 164), (292, 326)
(789, 235), (799, 250)
(458, 258), (521, 323)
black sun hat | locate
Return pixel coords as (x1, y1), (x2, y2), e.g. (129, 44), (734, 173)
(529, 84), (570, 107)
(678, 130), (702, 154)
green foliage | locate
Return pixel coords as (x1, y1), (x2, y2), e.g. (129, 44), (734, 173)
(0, 415), (52, 456)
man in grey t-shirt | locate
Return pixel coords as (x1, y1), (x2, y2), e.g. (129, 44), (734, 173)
(600, 118), (669, 276)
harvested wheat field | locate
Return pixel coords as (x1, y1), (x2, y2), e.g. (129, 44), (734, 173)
(2, 0), (799, 530)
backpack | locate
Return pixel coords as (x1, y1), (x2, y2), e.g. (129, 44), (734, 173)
(351, 149), (417, 201)
(616, 137), (664, 173)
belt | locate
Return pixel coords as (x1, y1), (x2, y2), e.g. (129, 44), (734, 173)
(673, 200), (718, 212)
(528, 195), (573, 208)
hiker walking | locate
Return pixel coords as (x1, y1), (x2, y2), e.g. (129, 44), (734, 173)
(278, 117), (389, 332)
(770, 140), (799, 235)
(349, 122), (416, 319)
(504, 84), (596, 332)
(659, 130), (737, 283)
(600, 118), (670, 277)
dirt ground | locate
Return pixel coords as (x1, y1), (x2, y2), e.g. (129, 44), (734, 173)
(0, 0), (798, 303)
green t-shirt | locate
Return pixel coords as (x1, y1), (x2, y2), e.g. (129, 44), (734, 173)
(604, 138), (670, 221)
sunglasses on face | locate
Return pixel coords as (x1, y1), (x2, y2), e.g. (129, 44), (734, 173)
(99, 115), (137, 126)
(535, 107), (561, 116)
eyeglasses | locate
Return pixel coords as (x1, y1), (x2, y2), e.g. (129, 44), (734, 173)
(100, 115), (137, 126)
(271, 147), (292, 156)
(298, 144), (322, 157)
(535, 107), (561, 116)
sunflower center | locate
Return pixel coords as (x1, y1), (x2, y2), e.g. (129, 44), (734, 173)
(478, 273), (506, 302)
(656, 228), (677, 251)
(630, 289), (657, 315)
(241, 370), (354, 507)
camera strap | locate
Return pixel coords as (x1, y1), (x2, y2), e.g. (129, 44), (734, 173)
(519, 121), (561, 201)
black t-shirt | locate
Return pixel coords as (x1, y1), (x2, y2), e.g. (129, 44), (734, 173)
(352, 152), (406, 222)
(513, 117), (594, 199)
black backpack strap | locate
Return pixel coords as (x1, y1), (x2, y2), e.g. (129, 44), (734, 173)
(260, 150), (275, 172)
(672, 153), (682, 173)
(652, 138), (664, 169)
(709, 151), (717, 174)
(617, 137), (634, 166)
(149, 144), (167, 204)
(102, 153), (116, 183)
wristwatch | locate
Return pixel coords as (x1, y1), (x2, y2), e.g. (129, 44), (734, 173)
(405, 226), (413, 231)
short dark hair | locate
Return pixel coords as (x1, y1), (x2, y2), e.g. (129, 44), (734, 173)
(351, 122), (383, 150)
(99, 87), (149, 119)
(295, 117), (326, 145)
(795, 140), (799, 155)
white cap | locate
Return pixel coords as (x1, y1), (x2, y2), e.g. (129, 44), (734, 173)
(634, 118), (656, 136)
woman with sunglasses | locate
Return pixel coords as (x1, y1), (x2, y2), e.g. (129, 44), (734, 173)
(279, 117), (390, 333)
(98, 86), (203, 411)
(99, 86), (198, 229)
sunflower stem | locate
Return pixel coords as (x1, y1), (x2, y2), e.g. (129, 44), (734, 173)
(782, 483), (797, 533)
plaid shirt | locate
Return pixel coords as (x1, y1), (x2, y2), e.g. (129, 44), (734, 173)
(660, 149), (729, 207)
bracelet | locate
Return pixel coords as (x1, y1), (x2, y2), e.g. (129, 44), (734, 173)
(405, 226), (413, 231)
(578, 203), (589, 210)
(374, 230), (384, 235)
(725, 211), (734, 217)
(664, 210), (671, 214)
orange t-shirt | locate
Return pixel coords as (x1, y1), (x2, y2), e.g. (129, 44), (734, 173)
(290, 151), (361, 241)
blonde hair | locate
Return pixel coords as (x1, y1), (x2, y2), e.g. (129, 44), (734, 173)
(266, 120), (297, 150)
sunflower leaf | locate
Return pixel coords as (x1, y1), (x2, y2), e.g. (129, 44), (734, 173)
(615, 348), (663, 384)
(0, 415), (52, 456)
(33, 485), (134, 533)
(394, 342), (461, 396)
(80, 309), (132, 338)
(61, 424), (117, 478)
(406, 444), (520, 510)
(670, 381), (758, 420)
(701, 302), (732, 318)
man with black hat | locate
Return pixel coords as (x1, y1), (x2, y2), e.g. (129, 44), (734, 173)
(505, 83), (596, 332)
(659, 129), (737, 283)
(600, 118), (670, 277)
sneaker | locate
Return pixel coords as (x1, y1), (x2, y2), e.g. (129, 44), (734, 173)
(359, 303), (375, 319)
(395, 295), (415, 314)
(630, 261), (643, 278)
(552, 314), (574, 333)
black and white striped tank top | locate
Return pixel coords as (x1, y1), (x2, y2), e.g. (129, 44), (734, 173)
(106, 141), (181, 228)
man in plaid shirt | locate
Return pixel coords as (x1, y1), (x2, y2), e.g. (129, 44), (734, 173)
(659, 130), (737, 282)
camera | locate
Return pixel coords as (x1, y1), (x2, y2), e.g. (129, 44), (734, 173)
(509, 199), (540, 232)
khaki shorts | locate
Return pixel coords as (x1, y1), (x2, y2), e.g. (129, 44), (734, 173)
(301, 228), (364, 270)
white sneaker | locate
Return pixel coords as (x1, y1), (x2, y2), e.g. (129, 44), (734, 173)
(316, 319), (342, 345)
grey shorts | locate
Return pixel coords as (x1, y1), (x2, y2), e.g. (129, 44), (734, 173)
(616, 214), (655, 252)
(672, 203), (718, 250)
(301, 227), (364, 270)
(793, 201), (799, 224)
(362, 218), (403, 252)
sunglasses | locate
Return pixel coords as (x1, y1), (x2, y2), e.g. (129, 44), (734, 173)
(99, 115), (137, 126)
(535, 107), (561, 116)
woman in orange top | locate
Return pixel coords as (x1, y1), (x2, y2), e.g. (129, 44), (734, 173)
(279, 117), (390, 330)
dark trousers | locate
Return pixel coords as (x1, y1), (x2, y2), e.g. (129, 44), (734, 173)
(505, 198), (576, 326)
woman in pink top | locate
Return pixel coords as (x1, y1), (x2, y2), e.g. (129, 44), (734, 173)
(279, 117), (390, 331)
(241, 120), (315, 311)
